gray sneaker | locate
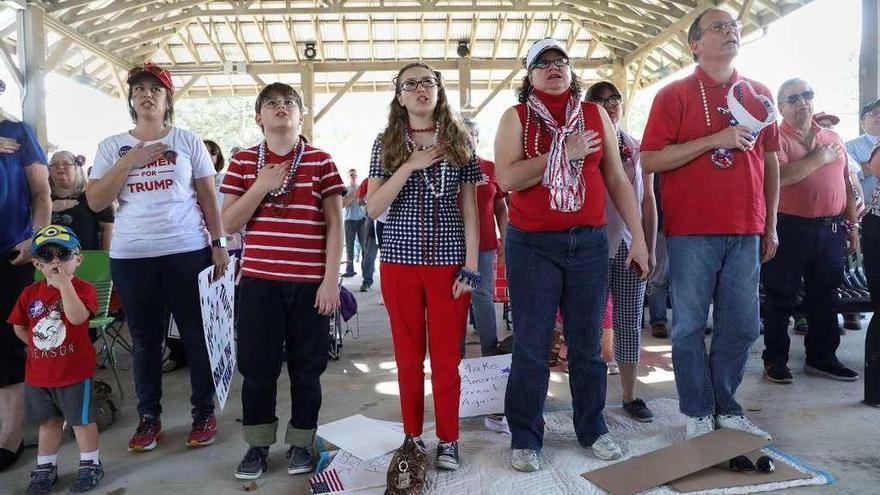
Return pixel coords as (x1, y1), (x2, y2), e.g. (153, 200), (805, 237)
(510, 449), (540, 472)
(286, 445), (314, 475)
(591, 433), (623, 460)
(235, 446), (268, 480)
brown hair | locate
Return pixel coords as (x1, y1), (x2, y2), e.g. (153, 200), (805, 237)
(585, 81), (621, 102)
(203, 140), (225, 173)
(127, 73), (174, 127)
(380, 62), (473, 173)
(254, 82), (304, 114)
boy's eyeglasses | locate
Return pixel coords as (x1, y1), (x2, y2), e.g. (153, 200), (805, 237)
(262, 99), (297, 110)
(399, 78), (439, 92)
(531, 57), (571, 70)
(36, 248), (76, 263)
(783, 90), (815, 105)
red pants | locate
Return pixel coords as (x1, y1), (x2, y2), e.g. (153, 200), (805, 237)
(380, 263), (470, 442)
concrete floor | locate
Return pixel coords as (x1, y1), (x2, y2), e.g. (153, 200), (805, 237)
(1, 272), (878, 495)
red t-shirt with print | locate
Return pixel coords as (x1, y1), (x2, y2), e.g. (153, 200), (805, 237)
(476, 158), (505, 251)
(7, 277), (98, 387)
(641, 66), (780, 236)
(220, 141), (346, 283)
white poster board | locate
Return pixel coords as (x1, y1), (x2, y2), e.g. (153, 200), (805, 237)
(197, 260), (236, 410)
(317, 414), (402, 460)
(458, 354), (512, 418)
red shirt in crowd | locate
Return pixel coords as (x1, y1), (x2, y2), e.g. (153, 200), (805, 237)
(220, 141), (346, 283)
(509, 89), (607, 232)
(777, 120), (848, 218)
(356, 179), (368, 199)
(7, 277), (98, 387)
(476, 158), (505, 251)
(641, 66), (780, 236)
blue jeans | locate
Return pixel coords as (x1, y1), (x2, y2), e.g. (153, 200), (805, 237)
(647, 231), (670, 326)
(361, 219), (378, 286)
(667, 235), (760, 418)
(469, 250), (499, 356)
(111, 248), (215, 418)
(504, 225), (609, 450)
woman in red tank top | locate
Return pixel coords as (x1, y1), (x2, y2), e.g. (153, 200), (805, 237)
(493, 38), (650, 472)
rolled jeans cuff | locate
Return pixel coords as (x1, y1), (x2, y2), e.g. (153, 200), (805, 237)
(285, 425), (316, 448)
(243, 420), (278, 447)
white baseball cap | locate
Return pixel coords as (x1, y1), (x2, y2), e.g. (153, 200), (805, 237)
(525, 38), (569, 69)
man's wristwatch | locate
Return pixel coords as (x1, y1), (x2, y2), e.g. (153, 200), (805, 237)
(211, 237), (228, 248)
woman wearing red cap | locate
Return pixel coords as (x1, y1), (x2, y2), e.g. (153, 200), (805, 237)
(494, 38), (649, 471)
(86, 63), (228, 453)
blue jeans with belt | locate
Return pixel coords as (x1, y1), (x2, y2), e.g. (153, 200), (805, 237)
(504, 224), (609, 450)
(667, 235), (760, 418)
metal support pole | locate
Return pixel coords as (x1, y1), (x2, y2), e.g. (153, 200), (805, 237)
(860, 0), (880, 135)
(458, 58), (471, 111)
(611, 60), (629, 130)
(17, 3), (48, 146)
(301, 62), (315, 142)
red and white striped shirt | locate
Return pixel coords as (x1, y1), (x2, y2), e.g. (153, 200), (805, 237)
(221, 142), (345, 283)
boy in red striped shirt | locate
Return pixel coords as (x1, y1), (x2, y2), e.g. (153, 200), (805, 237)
(220, 83), (345, 480)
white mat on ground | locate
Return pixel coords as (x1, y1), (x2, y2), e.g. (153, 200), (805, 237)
(342, 398), (831, 495)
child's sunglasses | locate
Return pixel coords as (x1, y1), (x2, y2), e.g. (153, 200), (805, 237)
(36, 248), (76, 263)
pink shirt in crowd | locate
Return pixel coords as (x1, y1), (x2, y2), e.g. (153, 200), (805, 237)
(777, 120), (848, 218)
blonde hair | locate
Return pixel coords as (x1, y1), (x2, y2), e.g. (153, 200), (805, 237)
(380, 62), (473, 173)
(49, 151), (87, 197)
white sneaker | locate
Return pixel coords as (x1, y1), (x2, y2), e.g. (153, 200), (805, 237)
(591, 433), (623, 460)
(716, 414), (772, 441)
(686, 415), (715, 439)
(484, 414), (510, 434)
(511, 449), (540, 472)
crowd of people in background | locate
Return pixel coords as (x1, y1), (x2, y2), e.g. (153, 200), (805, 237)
(0, 5), (878, 494)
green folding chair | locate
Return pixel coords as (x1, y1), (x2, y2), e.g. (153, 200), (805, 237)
(36, 250), (127, 398)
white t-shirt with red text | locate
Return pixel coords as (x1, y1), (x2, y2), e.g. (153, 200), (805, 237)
(91, 127), (215, 259)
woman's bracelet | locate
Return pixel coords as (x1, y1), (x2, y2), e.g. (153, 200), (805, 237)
(457, 267), (483, 289)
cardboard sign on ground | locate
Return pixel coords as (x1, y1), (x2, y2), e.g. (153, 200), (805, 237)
(668, 450), (812, 493)
(581, 429), (769, 495)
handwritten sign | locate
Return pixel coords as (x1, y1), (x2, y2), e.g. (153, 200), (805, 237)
(324, 449), (391, 492)
(197, 260), (236, 410)
(458, 354), (512, 418)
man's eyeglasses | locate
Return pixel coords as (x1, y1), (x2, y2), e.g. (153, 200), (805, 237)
(531, 57), (571, 70)
(399, 78), (439, 92)
(704, 19), (742, 34)
(783, 90), (815, 105)
(262, 99), (297, 110)
(591, 94), (622, 107)
(36, 248), (76, 263)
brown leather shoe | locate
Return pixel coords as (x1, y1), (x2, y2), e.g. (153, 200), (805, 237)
(651, 324), (669, 338)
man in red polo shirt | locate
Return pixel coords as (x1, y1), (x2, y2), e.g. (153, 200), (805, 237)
(761, 79), (859, 384)
(641, 8), (780, 441)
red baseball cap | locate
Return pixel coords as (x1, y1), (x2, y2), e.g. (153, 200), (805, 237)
(127, 62), (174, 95)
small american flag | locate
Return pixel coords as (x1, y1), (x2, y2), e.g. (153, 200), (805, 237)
(309, 468), (345, 494)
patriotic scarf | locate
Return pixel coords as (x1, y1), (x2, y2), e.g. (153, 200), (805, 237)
(527, 90), (586, 212)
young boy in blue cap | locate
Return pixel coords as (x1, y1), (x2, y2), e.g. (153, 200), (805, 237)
(7, 225), (101, 494)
